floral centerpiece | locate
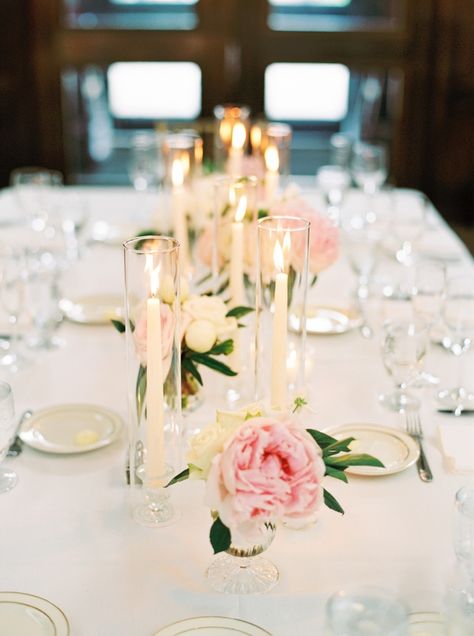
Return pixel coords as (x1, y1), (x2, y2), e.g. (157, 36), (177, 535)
(167, 398), (383, 593)
(113, 283), (253, 412)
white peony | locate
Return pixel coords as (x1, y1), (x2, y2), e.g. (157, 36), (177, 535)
(185, 319), (217, 353)
(182, 295), (237, 337)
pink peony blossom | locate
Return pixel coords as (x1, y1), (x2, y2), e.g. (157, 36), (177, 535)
(269, 197), (339, 275)
(133, 302), (175, 378)
(205, 416), (325, 537)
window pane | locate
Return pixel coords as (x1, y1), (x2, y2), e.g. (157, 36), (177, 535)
(268, 0), (405, 32)
(63, 0), (198, 30)
(108, 62), (201, 119)
(265, 63), (350, 121)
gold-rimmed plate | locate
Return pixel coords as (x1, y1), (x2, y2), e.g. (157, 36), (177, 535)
(326, 424), (419, 476)
(59, 294), (123, 325)
(153, 616), (271, 635)
(0, 592), (69, 635)
(289, 304), (362, 335)
(19, 404), (123, 454)
(409, 611), (446, 635)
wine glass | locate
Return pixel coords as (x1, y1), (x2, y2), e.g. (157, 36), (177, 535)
(351, 142), (388, 223)
(437, 275), (474, 415)
(0, 246), (27, 371)
(0, 381), (17, 492)
(326, 585), (408, 635)
(128, 132), (163, 191)
(343, 217), (379, 301)
(316, 165), (351, 225)
(391, 191), (428, 265)
(453, 487), (474, 583)
(10, 166), (63, 232)
(380, 320), (429, 411)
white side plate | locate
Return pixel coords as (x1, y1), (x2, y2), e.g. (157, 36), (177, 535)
(326, 424), (420, 476)
(0, 592), (69, 636)
(19, 404), (123, 454)
(153, 616), (271, 635)
(289, 304), (362, 335)
(409, 611), (446, 635)
(59, 294), (123, 325)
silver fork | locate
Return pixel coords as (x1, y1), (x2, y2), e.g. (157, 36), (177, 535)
(405, 410), (433, 482)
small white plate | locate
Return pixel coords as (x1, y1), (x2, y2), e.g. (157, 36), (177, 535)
(409, 611), (446, 635)
(153, 616), (271, 635)
(326, 424), (420, 476)
(19, 404), (123, 454)
(0, 592), (69, 635)
(289, 304), (362, 335)
(59, 294), (123, 325)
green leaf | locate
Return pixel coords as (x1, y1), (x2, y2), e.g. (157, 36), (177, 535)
(306, 428), (339, 450)
(310, 274), (318, 287)
(226, 306), (254, 319)
(324, 466), (348, 483)
(182, 358), (203, 386)
(326, 453), (385, 469)
(210, 517), (232, 554)
(111, 319), (126, 333)
(258, 208), (269, 219)
(323, 437), (356, 457)
(324, 488), (345, 514)
(136, 365), (147, 424)
(166, 467), (190, 487)
(190, 353), (238, 377)
(206, 339), (234, 356)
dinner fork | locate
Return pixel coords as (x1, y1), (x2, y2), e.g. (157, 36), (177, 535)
(405, 410), (433, 482)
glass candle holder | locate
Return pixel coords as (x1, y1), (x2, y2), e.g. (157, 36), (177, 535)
(213, 104), (251, 175)
(123, 236), (182, 527)
(261, 123), (292, 202)
(162, 133), (200, 277)
(255, 216), (310, 410)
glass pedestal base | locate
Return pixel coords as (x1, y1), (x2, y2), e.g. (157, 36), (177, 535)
(207, 553), (279, 594)
(379, 389), (419, 412)
(0, 466), (18, 493)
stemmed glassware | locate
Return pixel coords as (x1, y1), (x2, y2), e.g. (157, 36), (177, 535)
(0, 246), (27, 371)
(10, 166), (63, 232)
(326, 586), (408, 635)
(350, 142), (388, 223)
(316, 164), (351, 225)
(379, 320), (429, 411)
(391, 191), (428, 265)
(0, 381), (17, 492)
(437, 275), (474, 415)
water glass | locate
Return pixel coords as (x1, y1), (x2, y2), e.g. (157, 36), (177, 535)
(316, 165), (351, 225)
(351, 142), (388, 195)
(326, 586), (408, 635)
(380, 320), (428, 411)
(412, 260), (446, 330)
(343, 218), (379, 300)
(128, 131), (163, 191)
(10, 166), (63, 232)
(453, 487), (474, 581)
(0, 246), (27, 371)
(437, 275), (474, 414)
(25, 263), (63, 350)
(0, 381), (17, 492)
(391, 191), (428, 265)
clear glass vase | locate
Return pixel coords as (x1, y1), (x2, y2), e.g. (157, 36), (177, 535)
(123, 235), (182, 527)
(206, 522), (279, 594)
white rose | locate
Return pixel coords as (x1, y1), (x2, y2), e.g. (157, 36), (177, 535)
(185, 319), (217, 353)
(183, 295), (228, 323)
(186, 423), (229, 479)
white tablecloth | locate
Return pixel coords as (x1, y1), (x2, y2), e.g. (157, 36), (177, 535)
(0, 185), (473, 635)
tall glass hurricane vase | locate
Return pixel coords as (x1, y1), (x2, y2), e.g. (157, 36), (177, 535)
(123, 236), (181, 527)
(255, 216), (310, 410)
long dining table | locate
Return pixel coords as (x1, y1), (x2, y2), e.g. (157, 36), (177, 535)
(0, 182), (473, 635)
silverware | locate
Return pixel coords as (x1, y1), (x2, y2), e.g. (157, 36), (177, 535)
(405, 410), (433, 482)
(6, 409), (33, 457)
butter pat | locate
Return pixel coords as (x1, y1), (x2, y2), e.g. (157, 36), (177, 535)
(74, 429), (100, 446)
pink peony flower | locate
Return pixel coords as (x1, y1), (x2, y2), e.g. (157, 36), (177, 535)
(205, 416), (325, 537)
(269, 197), (339, 275)
(133, 302), (175, 378)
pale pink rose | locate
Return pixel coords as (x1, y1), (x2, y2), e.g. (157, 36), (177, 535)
(205, 417), (325, 537)
(269, 197), (339, 275)
(133, 302), (175, 378)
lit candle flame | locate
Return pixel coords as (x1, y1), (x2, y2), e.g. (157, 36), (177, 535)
(180, 152), (190, 177)
(171, 159), (184, 187)
(283, 230), (291, 254)
(145, 254), (161, 297)
(219, 120), (232, 145)
(273, 239), (284, 273)
(250, 125), (262, 150)
(231, 122), (246, 150)
(234, 195), (247, 223)
(265, 145), (279, 173)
